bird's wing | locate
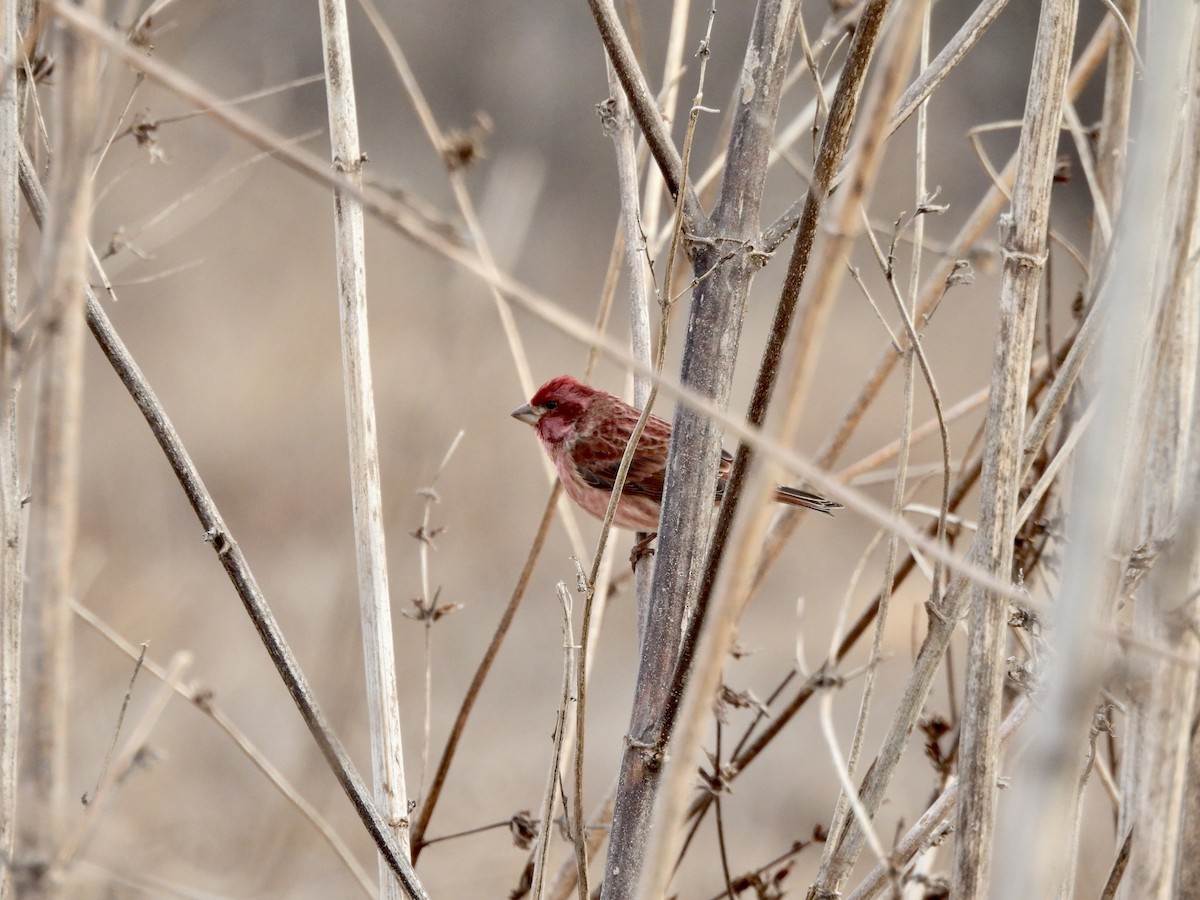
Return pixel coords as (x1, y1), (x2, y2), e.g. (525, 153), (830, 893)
(571, 411), (672, 501)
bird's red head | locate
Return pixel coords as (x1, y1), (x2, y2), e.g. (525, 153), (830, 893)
(511, 375), (598, 444)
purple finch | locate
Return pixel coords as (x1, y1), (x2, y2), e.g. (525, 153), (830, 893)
(511, 375), (840, 531)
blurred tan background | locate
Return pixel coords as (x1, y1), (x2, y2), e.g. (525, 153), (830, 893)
(20, 0), (1115, 895)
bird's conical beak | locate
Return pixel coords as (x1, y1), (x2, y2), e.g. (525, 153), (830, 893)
(511, 402), (541, 426)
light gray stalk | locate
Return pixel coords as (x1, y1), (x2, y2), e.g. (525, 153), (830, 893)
(951, 0), (1077, 893)
(0, 0), (23, 892)
(22, 0), (103, 886)
(1113, 5), (1200, 895)
(317, 1), (410, 895)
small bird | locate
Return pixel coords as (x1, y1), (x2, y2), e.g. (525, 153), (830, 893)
(511, 375), (840, 531)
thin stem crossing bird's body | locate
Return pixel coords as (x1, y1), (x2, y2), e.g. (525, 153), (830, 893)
(512, 376), (839, 531)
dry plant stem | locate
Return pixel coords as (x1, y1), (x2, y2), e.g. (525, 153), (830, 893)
(636, 0), (690, 271)
(953, 0), (1077, 892)
(1126, 39), (1200, 900)
(21, 1), (101, 879)
(1104, 0), (1144, 850)
(550, 255), (622, 891)
(875, 229), (951, 575)
(604, 57), (657, 671)
(531, 585), (578, 899)
(606, 63), (654, 427)
(50, 653), (191, 874)
(574, 135), (685, 889)
(600, 58), (655, 616)
(603, 2), (804, 894)
(72, 599), (375, 897)
(587, 0), (705, 230)
(563, 58), (656, 899)
(15, 151), (429, 900)
(318, 2), (410, 885)
(546, 780), (619, 900)
(1110, 19), (1199, 900)
(819, 691), (892, 878)
(361, 0), (610, 848)
(884, 0), (1009, 142)
(85, 643), (146, 808)
(1086, 0), (1137, 292)
(414, 432), (463, 801)
(411, 485), (560, 856)
(839, 384), (988, 484)
(0, 0), (23, 889)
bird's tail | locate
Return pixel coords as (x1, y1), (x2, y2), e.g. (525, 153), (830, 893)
(774, 485), (842, 515)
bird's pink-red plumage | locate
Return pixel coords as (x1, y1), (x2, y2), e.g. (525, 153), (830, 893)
(512, 375), (839, 531)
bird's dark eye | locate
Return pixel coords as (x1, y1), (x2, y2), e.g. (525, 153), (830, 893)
(544, 400), (558, 410)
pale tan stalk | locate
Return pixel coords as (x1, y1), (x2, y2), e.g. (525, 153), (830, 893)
(21, 0), (102, 885)
(318, 4), (410, 894)
(0, 0), (24, 890)
(952, 0), (1078, 892)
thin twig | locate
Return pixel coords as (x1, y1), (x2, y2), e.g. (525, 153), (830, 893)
(412, 485), (560, 855)
(711, 723), (736, 900)
(82, 643), (146, 807)
(52, 653), (191, 874)
(412, 431), (465, 802)
(530, 584), (577, 899)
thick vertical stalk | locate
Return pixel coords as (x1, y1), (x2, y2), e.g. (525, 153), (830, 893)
(951, 0), (1077, 893)
(601, 1), (801, 895)
(22, 0), (101, 886)
(317, 1), (409, 895)
(0, 0), (22, 890)
(1115, 10), (1200, 895)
